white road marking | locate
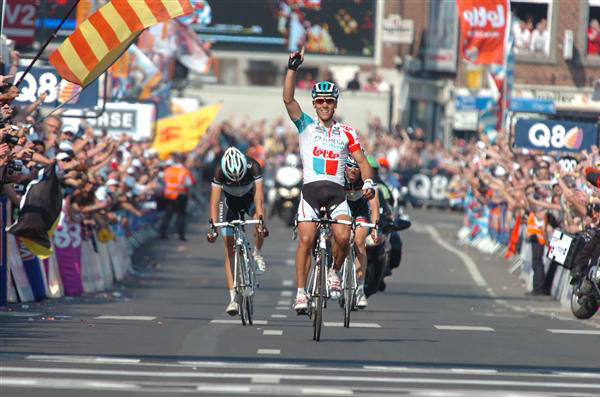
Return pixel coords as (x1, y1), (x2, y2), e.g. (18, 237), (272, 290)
(548, 329), (600, 335)
(363, 366), (498, 375)
(94, 316), (156, 321)
(0, 311), (42, 317)
(285, 259), (295, 266)
(263, 330), (283, 336)
(324, 322), (381, 328)
(6, 365), (600, 386)
(257, 349), (281, 355)
(434, 325), (494, 331)
(280, 291), (293, 297)
(282, 280), (293, 287)
(275, 306), (289, 310)
(197, 385), (250, 393)
(277, 300), (290, 305)
(251, 375), (280, 384)
(271, 314), (287, 318)
(0, 377), (139, 390)
(301, 387), (353, 395)
(211, 319), (267, 325)
(424, 225), (487, 287)
(287, 246), (295, 252)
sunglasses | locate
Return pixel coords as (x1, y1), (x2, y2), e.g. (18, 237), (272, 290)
(314, 98), (336, 105)
(346, 162), (359, 169)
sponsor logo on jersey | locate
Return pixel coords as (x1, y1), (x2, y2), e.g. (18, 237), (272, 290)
(313, 147), (340, 159)
(312, 147), (339, 176)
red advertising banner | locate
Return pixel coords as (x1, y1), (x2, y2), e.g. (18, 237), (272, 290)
(457, 0), (509, 65)
(1, 0), (37, 45)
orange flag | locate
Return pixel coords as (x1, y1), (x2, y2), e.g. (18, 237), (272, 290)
(50, 0), (193, 88)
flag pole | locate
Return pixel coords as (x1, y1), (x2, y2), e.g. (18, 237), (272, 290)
(1, 0), (7, 39)
(15, 0), (80, 87)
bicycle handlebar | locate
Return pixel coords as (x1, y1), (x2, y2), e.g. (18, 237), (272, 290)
(297, 217), (376, 229)
(212, 219), (261, 228)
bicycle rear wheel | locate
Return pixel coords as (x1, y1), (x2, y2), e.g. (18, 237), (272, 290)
(313, 249), (327, 341)
(343, 255), (354, 328)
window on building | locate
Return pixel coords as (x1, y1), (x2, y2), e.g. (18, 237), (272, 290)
(587, 0), (600, 56)
(511, 0), (552, 57)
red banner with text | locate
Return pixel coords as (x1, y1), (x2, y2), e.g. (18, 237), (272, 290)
(457, 0), (510, 65)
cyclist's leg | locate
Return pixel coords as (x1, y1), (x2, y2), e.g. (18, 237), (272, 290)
(354, 224), (370, 280)
(223, 235), (236, 290)
(296, 221), (318, 289)
(331, 200), (352, 271)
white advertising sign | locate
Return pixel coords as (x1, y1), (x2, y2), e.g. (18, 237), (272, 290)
(63, 103), (155, 140)
(381, 14), (414, 44)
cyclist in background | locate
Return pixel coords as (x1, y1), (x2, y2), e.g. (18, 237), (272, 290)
(207, 147), (268, 316)
(344, 155), (380, 308)
(283, 46), (375, 313)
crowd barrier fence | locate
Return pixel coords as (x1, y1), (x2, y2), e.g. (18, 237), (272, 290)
(458, 189), (574, 308)
(0, 179), (208, 307)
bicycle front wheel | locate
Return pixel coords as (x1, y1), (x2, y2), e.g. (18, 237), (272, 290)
(313, 249), (327, 341)
(343, 255), (355, 328)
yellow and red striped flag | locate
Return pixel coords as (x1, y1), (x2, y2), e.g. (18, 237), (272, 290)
(50, 0), (193, 88)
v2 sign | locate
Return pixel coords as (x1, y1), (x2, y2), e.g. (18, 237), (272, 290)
(1, 0), (36, 45)
(514, 119), (598, 153)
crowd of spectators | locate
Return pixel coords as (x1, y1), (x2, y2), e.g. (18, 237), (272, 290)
(513, 15), (549, 56)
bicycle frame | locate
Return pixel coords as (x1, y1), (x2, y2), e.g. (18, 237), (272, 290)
(212, 217), (261, 325)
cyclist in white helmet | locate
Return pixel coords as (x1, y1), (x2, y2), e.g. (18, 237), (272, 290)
(207, 147), (268, 316)
(283, 46), (375, 313)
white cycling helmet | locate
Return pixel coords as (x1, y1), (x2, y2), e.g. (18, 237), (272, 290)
(221, 147), (248, 182)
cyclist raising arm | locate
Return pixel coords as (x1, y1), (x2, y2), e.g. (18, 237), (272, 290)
(207, 147), (268, 316)
(283, 47), (375, 313)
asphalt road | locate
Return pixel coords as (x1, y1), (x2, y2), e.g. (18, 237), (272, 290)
(2, 209), (600, 396)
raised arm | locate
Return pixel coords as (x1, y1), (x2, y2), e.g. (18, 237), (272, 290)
(283, 47), (304, 121)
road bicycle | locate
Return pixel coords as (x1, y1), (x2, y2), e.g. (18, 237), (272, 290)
(339, 219), (377, 328)
(297, 208), (353, 341)
(210, 214), (263, 326)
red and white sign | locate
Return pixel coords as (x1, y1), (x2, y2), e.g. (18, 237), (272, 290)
(457, 0), (510, 65)
(2, 0), (36, 45)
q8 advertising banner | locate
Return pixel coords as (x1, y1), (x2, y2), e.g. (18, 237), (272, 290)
(195, 0), (376, 57)
(14, 66), (99, 110)
(514, 119), (598, 153)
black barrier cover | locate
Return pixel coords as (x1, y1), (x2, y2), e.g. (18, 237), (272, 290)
(398, 169), (451, 208)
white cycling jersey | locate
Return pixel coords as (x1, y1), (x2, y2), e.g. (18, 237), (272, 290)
(293, 112), (361, 186)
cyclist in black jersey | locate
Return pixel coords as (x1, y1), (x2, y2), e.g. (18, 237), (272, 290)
(344, 155), (380, 308)
(207, 147), (268, 316)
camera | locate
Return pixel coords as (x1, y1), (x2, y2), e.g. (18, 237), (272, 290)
(7, 159), (22, 174)
(2, 133), (19, 145)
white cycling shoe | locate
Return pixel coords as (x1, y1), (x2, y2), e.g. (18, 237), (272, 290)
(328, 269), (341, 300)
(294, 293), (308, 313)
(226, 301), (239, 316)
(254, 253), (266, 274)
(355, 287), (368, 309)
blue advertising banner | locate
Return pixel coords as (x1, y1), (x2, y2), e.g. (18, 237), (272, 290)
(13, 66), (99, 110)
(455, 95), (494, 111)
(514, 119), (598, 153)
(510, 98), (556, 114)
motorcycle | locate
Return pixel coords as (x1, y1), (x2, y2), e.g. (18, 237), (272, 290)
(364, 189), (411, 297)
(548, 228), (600, 319)
(270, 165), (302, 226)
